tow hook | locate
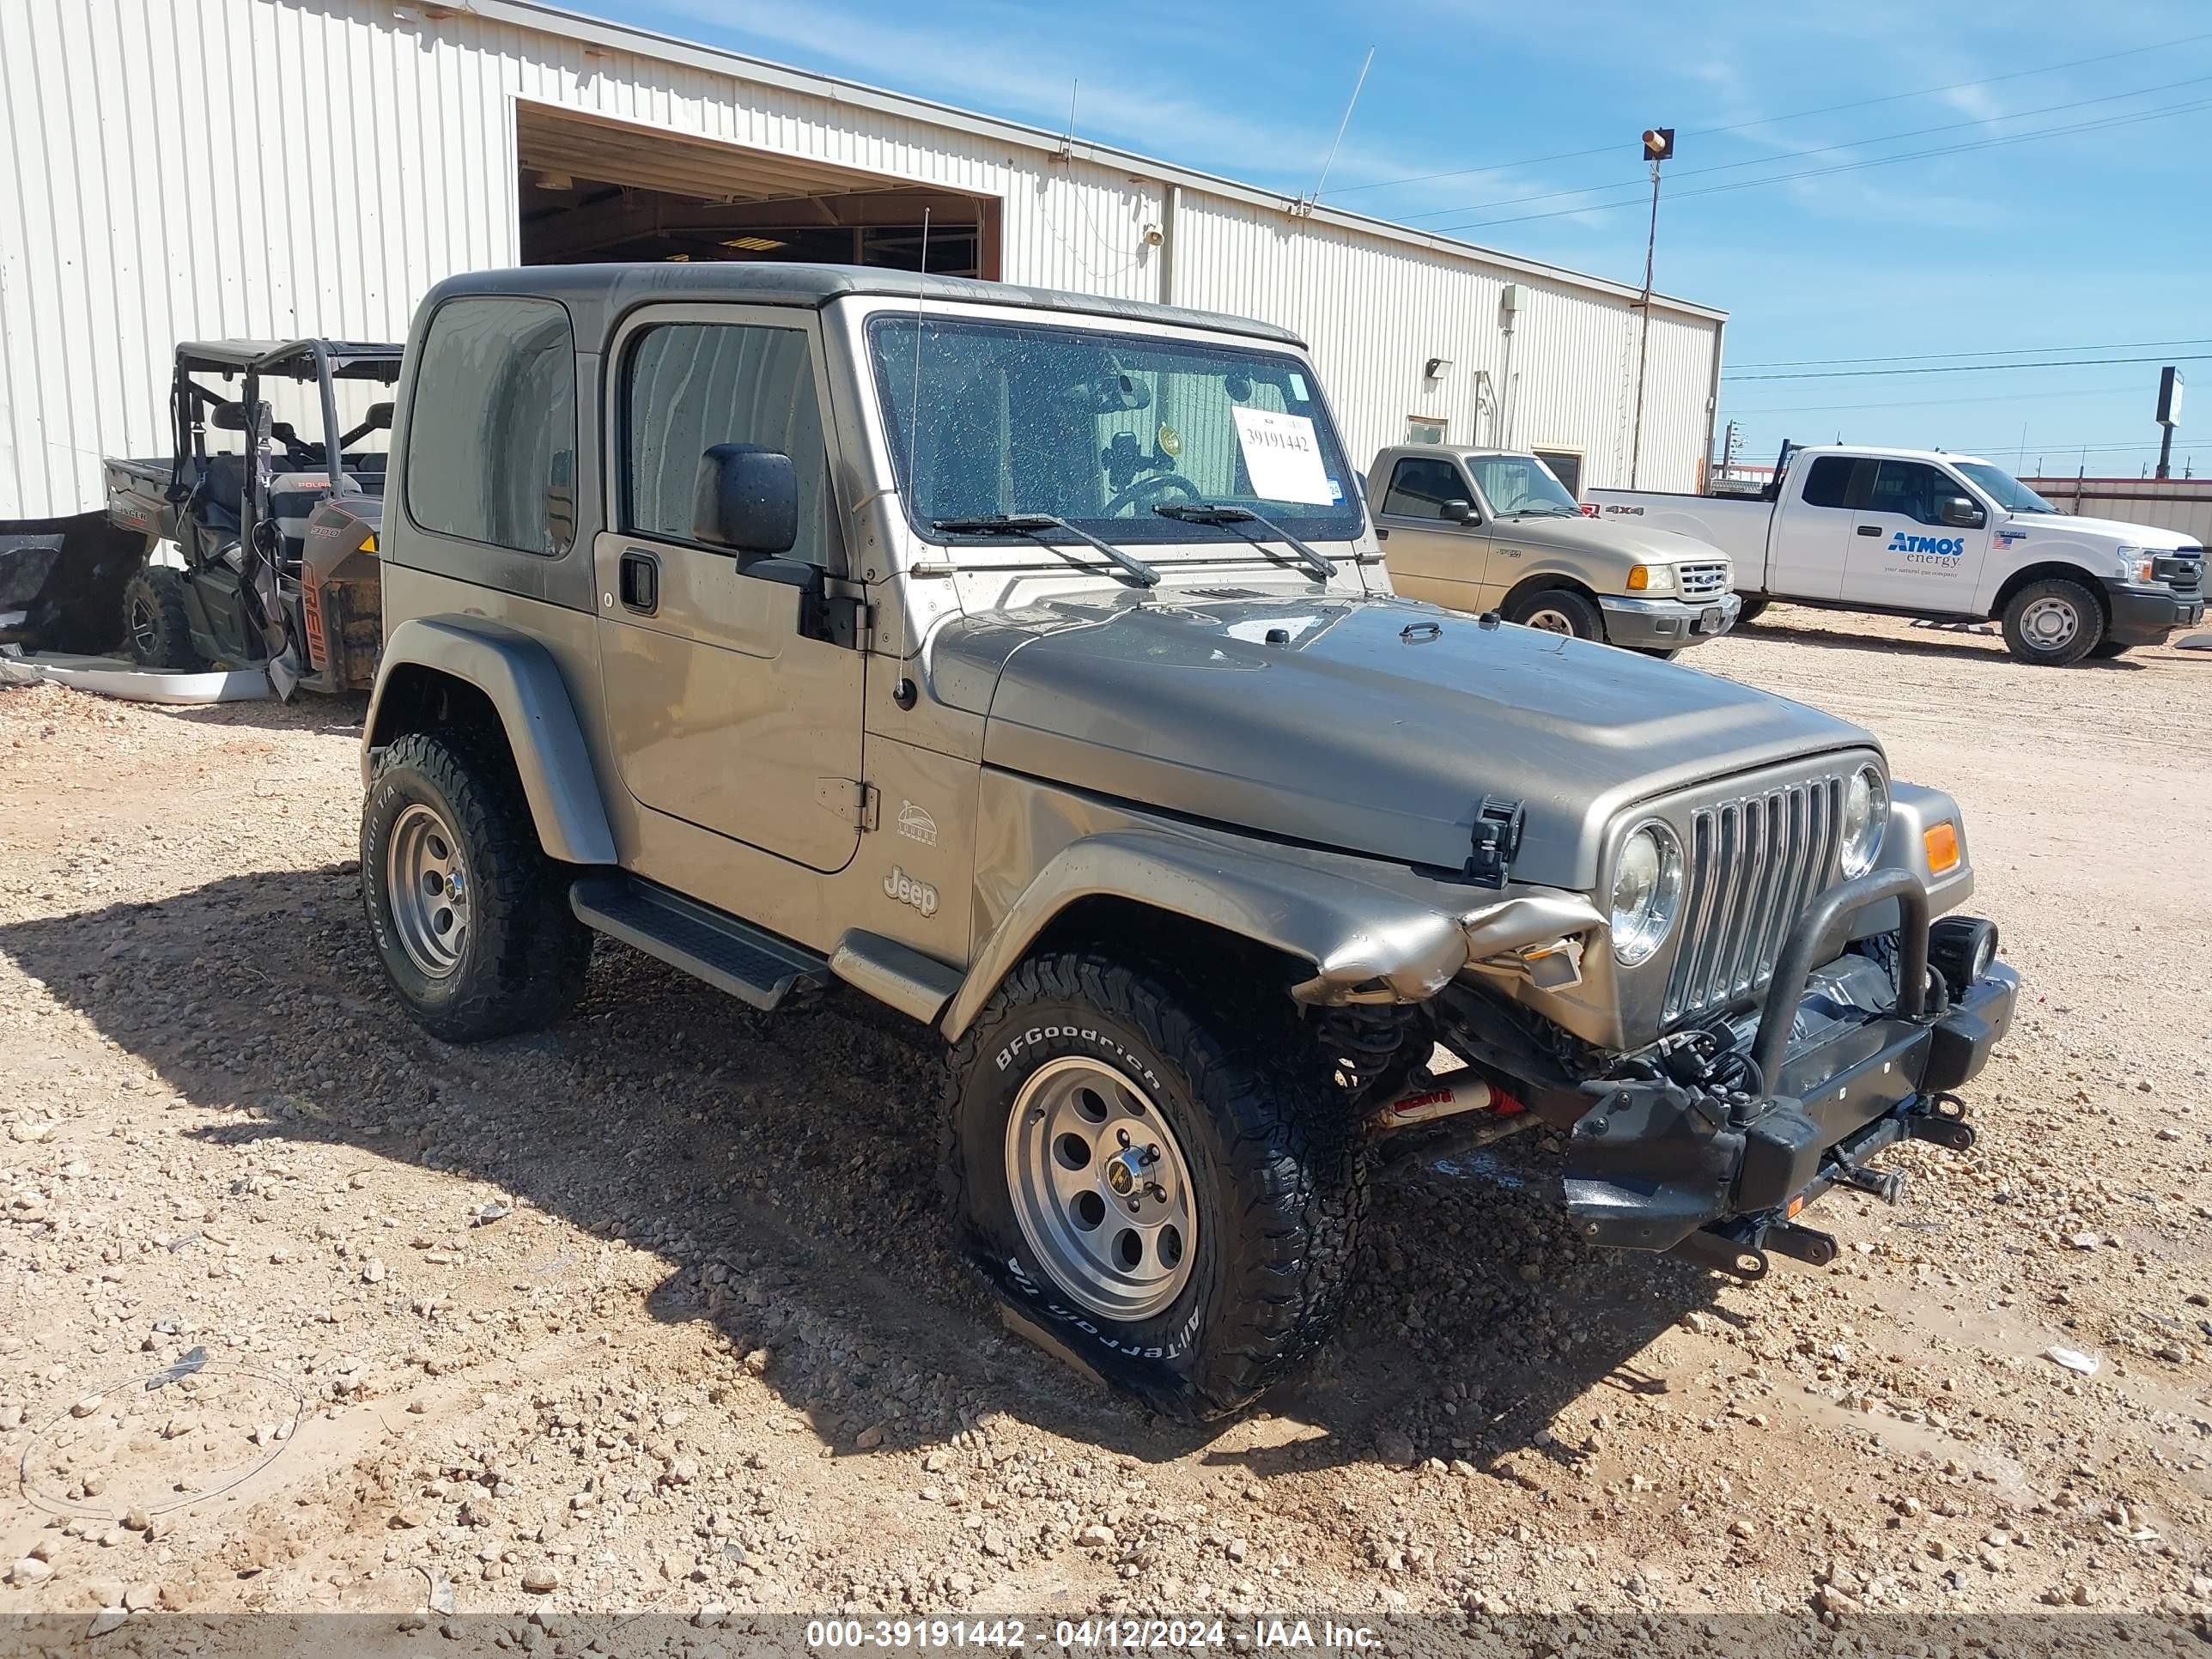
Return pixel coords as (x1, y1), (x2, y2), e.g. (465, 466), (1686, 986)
(1765, 1221), (1840, 1267)
(1907, 1091), (1976, 1152)
(1668, 1226), (1770, 1282)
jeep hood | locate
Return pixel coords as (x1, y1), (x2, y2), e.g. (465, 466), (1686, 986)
(945, 592), (1873, 890)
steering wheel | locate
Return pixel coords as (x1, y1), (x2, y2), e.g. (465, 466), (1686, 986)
(1103, 470), (1202, 517)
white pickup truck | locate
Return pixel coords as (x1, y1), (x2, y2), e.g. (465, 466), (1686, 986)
(1589, 444), (2205, 665)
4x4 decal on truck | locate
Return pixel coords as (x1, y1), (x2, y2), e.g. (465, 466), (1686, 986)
(1887, 532), (1966, 559)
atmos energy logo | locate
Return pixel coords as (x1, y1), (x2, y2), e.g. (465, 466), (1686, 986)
(1887, 531), (1966, 559)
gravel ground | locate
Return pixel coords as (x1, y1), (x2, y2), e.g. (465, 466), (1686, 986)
(1, 607), (2209, 1645)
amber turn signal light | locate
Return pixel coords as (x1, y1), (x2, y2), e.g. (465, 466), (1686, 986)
(1923, 822), (1960, 874)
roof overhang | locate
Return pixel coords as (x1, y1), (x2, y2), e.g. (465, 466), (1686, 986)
(435, 0), (1729, 327)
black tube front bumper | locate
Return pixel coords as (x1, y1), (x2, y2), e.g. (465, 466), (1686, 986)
(1558, 871), (2017, 1256)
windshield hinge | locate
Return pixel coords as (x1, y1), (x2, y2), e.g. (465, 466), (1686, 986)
(1465, 795), (1526, 890)
(818, 779), (880, 831)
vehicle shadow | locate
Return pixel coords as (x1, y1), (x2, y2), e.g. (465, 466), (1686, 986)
(1740, 614), (2149, 668)
(0, 865), (1721, 1480)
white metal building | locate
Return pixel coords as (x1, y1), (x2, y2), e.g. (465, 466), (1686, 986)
(0, 0), (1727, 520)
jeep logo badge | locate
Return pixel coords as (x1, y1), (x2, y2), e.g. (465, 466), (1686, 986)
(884, 866), (939, 917)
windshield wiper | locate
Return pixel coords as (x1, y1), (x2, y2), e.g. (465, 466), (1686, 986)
(928, 513), (1159, 588)
(1151, 502), (1338, 583)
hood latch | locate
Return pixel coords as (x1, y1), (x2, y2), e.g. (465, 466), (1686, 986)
(1465, 795), (1526, 890)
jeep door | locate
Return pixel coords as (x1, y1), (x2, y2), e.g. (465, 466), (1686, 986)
(593, 307), (863, 874)
(1372, 455), (1498, 611)
(1844, 458), (1991, 611)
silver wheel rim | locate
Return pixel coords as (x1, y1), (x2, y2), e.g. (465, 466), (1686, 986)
(1523, 605), (1577, 635)
(2020, 595), (2081, 652)
(386, 801), (471, 980)
(1004, 1056), (1198, 1322)
(127, 592), (158, 656)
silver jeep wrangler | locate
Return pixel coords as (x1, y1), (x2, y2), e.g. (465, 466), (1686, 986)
(359, 265), (2017, 1418)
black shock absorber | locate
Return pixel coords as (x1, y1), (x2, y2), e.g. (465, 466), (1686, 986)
(1314, 1005), (1426, 1103)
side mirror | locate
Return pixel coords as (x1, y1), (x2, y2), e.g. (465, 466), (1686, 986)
(1939, 496), (1984, 529)
(692, 444), (798, 555)
(1443, 499), (1479, 525)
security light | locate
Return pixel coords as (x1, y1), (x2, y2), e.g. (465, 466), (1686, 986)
(1642, 128), (1674, 162)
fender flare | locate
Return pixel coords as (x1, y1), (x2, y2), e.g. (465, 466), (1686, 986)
(941, 823), (1516, 1042)
(362, 616), (618, 867)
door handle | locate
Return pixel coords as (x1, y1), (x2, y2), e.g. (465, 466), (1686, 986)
(1856, 525), (1882, 537)
(618, 550), (659, 614)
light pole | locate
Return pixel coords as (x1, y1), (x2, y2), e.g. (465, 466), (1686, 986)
(1628, 126), (1674, 489)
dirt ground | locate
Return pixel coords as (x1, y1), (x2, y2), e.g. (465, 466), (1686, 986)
(2, 607), (2210, 1646)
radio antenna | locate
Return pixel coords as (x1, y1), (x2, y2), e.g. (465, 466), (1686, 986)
(892, 207), (933, 711)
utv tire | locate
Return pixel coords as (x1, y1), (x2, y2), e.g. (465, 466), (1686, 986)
(945, 951), (1364, 1419)
(2000, 577), (2104, 665)
(1505, 586), (1603, 641)
(361, 731), (591, 1042)
(122, 566), (204, 670)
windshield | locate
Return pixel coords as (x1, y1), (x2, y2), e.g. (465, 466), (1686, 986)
(1954, 461), (2056, 514)
(1466, 453), (1580, 518)
(869, 314), (1364, 544)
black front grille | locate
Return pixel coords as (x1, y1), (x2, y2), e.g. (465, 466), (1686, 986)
(2156, 550), (2203, 596)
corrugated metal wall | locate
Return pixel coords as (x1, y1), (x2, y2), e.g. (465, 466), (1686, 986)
(0, 0), (1717, 518)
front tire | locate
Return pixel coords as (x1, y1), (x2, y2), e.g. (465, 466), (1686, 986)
(2088, 639), (2132, 659)
(2001, 577), (2105, 665)
(1734, 594), (1771, 625)
(122, 566), (204, 670)
(361, 731), (591, 1042)
(944, 952), (1364, 1419)
(1504, 586), (1603, 641)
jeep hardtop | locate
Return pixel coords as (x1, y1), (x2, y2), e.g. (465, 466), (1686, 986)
(359, 264), (2017, 1417)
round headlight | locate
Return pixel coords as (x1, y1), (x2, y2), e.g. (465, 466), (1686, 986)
(1610, 822), (1685, 966)
(1838, 764), (1889, 878)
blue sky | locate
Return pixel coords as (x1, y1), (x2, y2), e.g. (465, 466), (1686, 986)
(574, 0), (2211, 481)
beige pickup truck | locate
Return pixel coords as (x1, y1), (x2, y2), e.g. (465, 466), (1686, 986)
(1368, 444), (1740, 654)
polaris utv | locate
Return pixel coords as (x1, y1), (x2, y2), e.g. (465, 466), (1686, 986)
(107, 339), (403, 695)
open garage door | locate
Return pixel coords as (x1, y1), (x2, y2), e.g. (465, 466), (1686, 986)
(516, 105), (1000, 276)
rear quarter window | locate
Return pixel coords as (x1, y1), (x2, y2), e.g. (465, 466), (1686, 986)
(405, 297), (578, 556)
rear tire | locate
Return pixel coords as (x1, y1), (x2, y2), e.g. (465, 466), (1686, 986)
(122, 566), (204, 670)
(944, 951), (1364, 1419)
(1505, 586), (1603, 641)
(2000, 577), (2105, 666)
(361, 730), (591, 1042)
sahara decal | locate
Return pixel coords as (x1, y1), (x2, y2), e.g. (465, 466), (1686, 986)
(896, 799), (939, 845)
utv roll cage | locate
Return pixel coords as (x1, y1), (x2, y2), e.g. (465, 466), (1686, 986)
(166, 339), (404, 680)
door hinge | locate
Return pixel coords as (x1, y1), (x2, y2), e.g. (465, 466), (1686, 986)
(817, 778), (880, 830)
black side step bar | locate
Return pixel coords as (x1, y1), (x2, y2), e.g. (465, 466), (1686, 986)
(570, 876), (830, 1012)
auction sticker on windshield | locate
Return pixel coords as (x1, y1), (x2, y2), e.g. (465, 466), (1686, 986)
(1231, 407), (1334, 505)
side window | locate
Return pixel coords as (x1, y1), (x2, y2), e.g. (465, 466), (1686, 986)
(1380, 458), (1468, 520)
(623, 322), (832, 567)
(406, 298), (577, 556)
(1867, 460), (1948, 526)
(1798, 455), (1856, 510)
